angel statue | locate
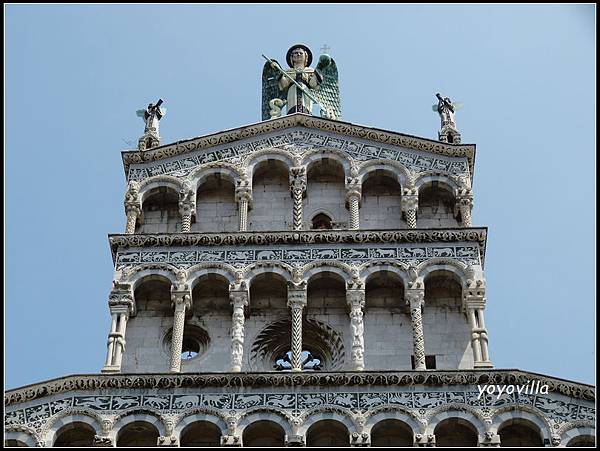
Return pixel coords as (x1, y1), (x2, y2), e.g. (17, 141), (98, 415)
(432, 93), (462, 144)
(262, 44), (341, 121)
(136, 99), (166, 150)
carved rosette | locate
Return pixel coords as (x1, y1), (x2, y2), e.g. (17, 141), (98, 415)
(289, 166), (307, 231)
(230, 290), (249, 372)
(287, 282), (307, 371)
(346, 289), (366, 371)
(406, 289), (426, 370)
(169, 290), (192, 373)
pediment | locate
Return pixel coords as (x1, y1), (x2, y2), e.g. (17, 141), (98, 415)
(123, 114), (475, 183)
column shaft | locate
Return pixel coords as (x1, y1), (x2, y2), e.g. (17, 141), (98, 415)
(406, 290), (426, 370)
(347, 290), (365, 370)
(169, 292), (191, 373)
(468, 308), (483, 363)
(230, 291), (248, 372)
(238, 199), (248, 232)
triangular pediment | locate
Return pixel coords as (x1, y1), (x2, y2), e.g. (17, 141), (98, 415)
(122, 113), (475, 183)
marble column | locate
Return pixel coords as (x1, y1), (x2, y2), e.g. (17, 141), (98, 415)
(235, 180), (252, 232)
(289, 166), (307, 231)
(169, 289), (192, 373)
(401, 187), (419, 229)
(287, 282), (307, 371)
(229, 289), (248, 372)
(345, 182), (362, 230)
(346, 288), (366, 371)
(102, 287), (135, 373)
(406, 289), (426, 370)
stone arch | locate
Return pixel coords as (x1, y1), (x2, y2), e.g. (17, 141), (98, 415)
(414, 171), (463, 192)
(360, 262), (410, 288)
(5, 425), (40, 447)
(490, 407), (552, 442)
(425, 405), (487, 437)
(45, 409), (103, 445)
(418, 259), (469, 288)
(307, 209), (336, 230)
(299, 407), (357, 435)
(112, 409), (167, 441)
(125, 266), (178, 290)
(244, 263), (293, 285)
(302, 261), (353, 284)
(561, 425), (596, 447)
(357, 160), (409, 187)
(138, 175), (185, 204)
(174, 409), (228, 437)
(365, 407), (422, 434)
(244, 149), (295, 176)
(188, 163), (243, 192)
(238, 409), (294, 437)
(187, 263), (237, 289)
(302, 148), (352, 178)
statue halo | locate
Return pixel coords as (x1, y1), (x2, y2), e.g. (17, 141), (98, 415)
(286, 44), (313, 68)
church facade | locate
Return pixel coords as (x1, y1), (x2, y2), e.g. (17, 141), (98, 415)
(5, 46), (595, 447)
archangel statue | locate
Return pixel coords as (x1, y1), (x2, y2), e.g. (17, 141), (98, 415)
(262, 44), (341, 121)
(136, 99), (166, 150)
(432, 93), (462, 144)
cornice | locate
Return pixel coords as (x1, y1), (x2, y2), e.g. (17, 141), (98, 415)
(5, 369), (594, 407)
(120, 114), (476, 179)
(108, 228), (488, 264)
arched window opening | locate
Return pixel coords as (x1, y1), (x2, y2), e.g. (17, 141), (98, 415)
(306, 419), (349, 447)
(53, 421), (96, 447)
(140, 187), (181, 233)
(360, 170), (403, 229)
(434, 418), (478, 447)
(567, 435), (596, 447)
(194, 174), (237, 233)
(417, 182), (458, 227)
(180, 421), (221, 447)
(498, 419), (543, 447)
(371, 419), (413, 447)
(312, 213), (332, 230)
(116, 420), (160, 447)
(306, 158), (346, 229)
(4, 440), (28, 447)
(243, 420), (285, 447)
(250, 160), (292, 231)
(249, 272), (288, 312)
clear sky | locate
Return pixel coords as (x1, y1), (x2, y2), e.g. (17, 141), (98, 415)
(5, 4), (595, 388)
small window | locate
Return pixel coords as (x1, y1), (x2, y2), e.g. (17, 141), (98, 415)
(411, 355), (437, 369)
(312, 213), (332, 230)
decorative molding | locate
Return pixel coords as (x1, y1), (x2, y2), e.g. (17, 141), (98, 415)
(5, 370), (594, 409)
(122, 115), (475, 182)
(108, 228), (488, 264)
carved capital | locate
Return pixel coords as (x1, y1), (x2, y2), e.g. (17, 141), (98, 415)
(93, 435), (114, 447)
(170, 290), (192, 311)
(346, 289), (366, 310)
(289, 166), (307, 195)
(108, 289), (135, 316)
(220, 435), (242, 447)
(287, 282), (307, 309)
(230, 290), (249, 309)
(235, 179), (253, 204)
(405, 289), (425, 308)
(284, 434), (306, 447)
(401, 193), (419, 212)
(345, 180), (362, 203)
(124, 181), (141, 214)
(157, 436), (179, 447)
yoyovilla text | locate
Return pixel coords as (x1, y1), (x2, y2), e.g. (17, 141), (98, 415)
(478, 380), (549, 400)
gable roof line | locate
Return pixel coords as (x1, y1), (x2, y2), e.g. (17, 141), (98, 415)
(120, 113), (476, 180)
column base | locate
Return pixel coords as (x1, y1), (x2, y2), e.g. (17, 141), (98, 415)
(101, 365), (121, 373)
(474, 361), (494, 369)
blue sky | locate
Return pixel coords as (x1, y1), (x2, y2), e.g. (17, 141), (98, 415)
(6, 5), (595, 388)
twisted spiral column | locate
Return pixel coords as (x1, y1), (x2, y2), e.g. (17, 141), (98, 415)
(347, 289), (366, 371)
(287, 284), (307, 372)
(405, 210), (417, 229)
(169, 290), (192, 373)
(289, 167), (307, 231)
(406, 289), (426, 370)
(345, 183), (362, 230)
(230, 290), (248, 372)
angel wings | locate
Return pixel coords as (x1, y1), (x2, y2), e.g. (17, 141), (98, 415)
(261, 50), (341, 121)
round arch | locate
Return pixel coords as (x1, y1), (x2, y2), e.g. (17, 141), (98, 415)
(418, 259), (469, 287)
(187, 263), (237, 289)
(360, 263), (409, 289)
(299, 408), (356, 436)
(490, 408), (551, 442)
(188, 164), (242, 192)
(238, 409), (293, 438)
(5, 427), (39, 448)
(244, 263), (293, 286)
(125, 266), (178, 290)
(303, 262), (353, 285)
(414, 172), (463, 192)
(112, 410), (167, 441)
(245, 149), (295, 177)
(138, 176), (184, 204)
(303, 148), (352, 178)
(357, 161), (409, 187)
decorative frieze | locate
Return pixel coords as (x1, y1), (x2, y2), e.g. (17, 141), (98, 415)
(123, 117), (474, 182)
